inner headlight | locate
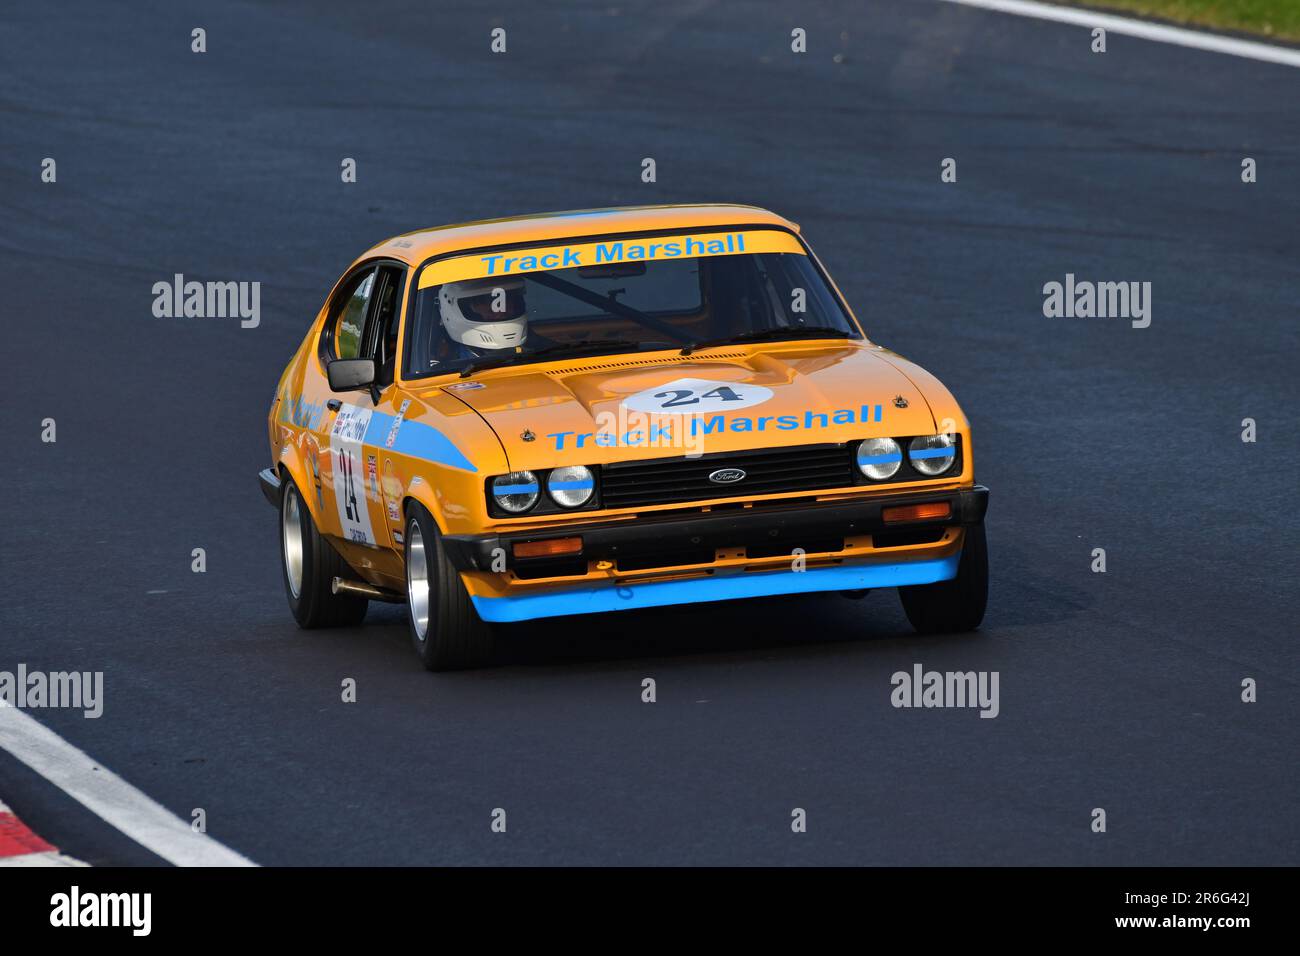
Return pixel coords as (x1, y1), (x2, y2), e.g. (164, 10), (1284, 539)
(492, 471), (540, 513)
(908, 434), (956, 476)
(547, 465), (595, 508)
(856, 437), (902, 480)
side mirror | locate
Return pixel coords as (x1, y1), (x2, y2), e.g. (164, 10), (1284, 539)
(327, 358), (375, 393)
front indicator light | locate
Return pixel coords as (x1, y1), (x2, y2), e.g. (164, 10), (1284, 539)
(492, 471), (540, 513)
(882, 501), (952, 524)
(546, 465), (595, 508)
(908, 434), (956, 476)
(512, 537), (583, 559)
(856, 437), (902, 480)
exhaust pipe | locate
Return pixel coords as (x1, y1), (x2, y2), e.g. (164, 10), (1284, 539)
(331, 577), (405, 603)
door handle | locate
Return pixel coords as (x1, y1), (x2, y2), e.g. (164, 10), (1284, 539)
(326, 399), (342, 412)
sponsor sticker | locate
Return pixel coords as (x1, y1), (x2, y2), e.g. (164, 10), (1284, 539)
(417, 229), (804, 289)
(331, 404), (376, 545)
(385, 399), (411, 449)
(547, 402), (883, 451)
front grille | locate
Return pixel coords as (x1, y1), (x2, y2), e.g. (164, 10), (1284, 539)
(600, 443), (853, 509)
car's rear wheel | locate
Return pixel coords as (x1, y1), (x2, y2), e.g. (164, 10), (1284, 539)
(898, 524), (988, 634)
(280, 475), (368, 628)
(404, 501), (494, 671)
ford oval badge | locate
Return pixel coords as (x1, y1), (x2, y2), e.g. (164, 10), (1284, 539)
(708, 468), (747, 484)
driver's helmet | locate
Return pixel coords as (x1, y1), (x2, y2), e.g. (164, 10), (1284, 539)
(438, 278), (527, 351)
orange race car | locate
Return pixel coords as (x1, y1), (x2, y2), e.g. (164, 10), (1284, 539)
(260, 204), (989, 669)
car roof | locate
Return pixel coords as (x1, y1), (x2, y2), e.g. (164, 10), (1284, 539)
(360, 203), (800, 267)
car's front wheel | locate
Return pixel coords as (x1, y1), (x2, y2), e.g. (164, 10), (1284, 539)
(897, 524), (988, 634)
(404, 501), (495, 670)
(280, 475), (368, 628)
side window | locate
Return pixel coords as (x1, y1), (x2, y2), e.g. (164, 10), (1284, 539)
(325, 268), (375, 360)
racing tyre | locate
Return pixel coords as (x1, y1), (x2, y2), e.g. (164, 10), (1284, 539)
(898, 524), (988, 634)
(280, 476), (368, 628)
(404, 501), (495, 671)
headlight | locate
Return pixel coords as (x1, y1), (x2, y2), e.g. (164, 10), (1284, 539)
(547, 465), (595, 508)
(856, 437), (902, 480)
(908, 434), (956, 476)
(491, 471), (540, 513)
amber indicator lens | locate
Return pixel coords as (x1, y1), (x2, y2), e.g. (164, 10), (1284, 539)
(881, 502), (951, 524)
(512, 537), (583, 558)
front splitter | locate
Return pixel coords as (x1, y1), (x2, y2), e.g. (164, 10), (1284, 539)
(470, 552), (960, 623)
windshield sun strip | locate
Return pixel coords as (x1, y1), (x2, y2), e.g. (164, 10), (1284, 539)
(399, 224), (864, 384)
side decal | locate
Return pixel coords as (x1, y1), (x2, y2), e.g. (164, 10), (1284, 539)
(331, 405), (377, 545)
(363, 409), (477, 473)
(328, 400), (477, 547)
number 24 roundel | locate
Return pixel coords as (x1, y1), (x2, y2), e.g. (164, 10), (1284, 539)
(622, 378), (774, 415)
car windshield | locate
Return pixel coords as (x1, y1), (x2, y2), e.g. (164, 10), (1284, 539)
(403, 229), (861, 378)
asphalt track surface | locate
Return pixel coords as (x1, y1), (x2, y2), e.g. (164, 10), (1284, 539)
(1, 0), (1297, 866)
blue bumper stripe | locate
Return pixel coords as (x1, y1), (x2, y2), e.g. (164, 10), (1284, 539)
(470, 553), (960, 623)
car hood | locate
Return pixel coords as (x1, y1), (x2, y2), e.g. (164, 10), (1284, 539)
(437, 342), (941, 470)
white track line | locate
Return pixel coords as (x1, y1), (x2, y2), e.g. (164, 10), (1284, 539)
(0, 850), (89, 867)
(936, 0), (1300, 68)
(0, 702), (256, 867)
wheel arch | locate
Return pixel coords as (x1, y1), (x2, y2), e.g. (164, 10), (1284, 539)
(402, 480), (451, 536)
(276, 442), (329, 532)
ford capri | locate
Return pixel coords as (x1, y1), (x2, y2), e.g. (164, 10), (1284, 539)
(260, 204), (989, 669)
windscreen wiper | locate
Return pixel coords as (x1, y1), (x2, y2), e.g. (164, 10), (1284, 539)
(459, 339), (669, 378)
(527, 271), (693, 343)
(680, 326), (854, 356)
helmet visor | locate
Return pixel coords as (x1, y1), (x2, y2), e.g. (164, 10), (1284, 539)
(458, 288), (526, 323)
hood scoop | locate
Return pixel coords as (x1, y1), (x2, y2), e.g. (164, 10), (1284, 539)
(545, 351), (748, 375)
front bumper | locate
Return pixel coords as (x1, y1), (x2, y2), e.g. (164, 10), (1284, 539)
(444, 485), (989, 573)
(258, 468), (282, 507)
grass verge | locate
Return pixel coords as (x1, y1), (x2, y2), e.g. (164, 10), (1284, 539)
(1060, 1), (1300, 41)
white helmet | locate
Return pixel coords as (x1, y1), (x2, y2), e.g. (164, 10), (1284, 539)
(438, 278), (527, 351)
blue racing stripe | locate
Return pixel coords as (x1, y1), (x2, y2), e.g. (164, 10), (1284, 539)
(858, 452), (903, 464)
(909, 448), (955, 460)
(364, 411), (477, 472)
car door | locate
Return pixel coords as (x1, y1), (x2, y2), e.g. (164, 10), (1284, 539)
(314, 264), (410, 575)
(309, 265), (376, 546)
(356, 264), (411, 566)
